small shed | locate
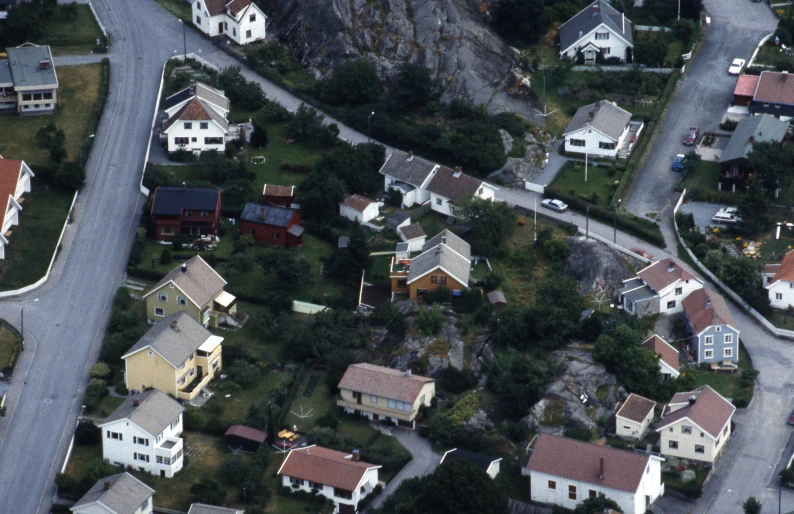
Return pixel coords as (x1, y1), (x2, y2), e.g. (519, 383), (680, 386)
(340, 194), (379, 223)
(338, 236), (350, 249)
(398, 222), (426, 252)
(487, 291), (507, 309)
(225, 424), (267, 452)
(395, 242), (410, 260)
(385, 212), (411, 233)
(262, 184), (295, 208)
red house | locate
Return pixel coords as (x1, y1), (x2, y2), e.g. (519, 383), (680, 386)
(150, 186), (222, 242)
(262, 184), (295, 208)
(240, 202), (304, 247)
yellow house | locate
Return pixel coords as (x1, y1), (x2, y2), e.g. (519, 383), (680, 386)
(337, 363), (435, 428)
(615, 393), (656, 440)
(656, 385), (735, 464)
(143, 255), (237, 327)
(122, 312), (223, 401)
(390, 230), (472, 300)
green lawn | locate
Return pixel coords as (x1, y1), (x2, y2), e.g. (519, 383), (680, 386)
(680, 161), (722, 192)
(91, 395), (125, 418)
(551, 161), (619, 208)
(41, 5), (104, 55)
(414, 212), (448, 241)
(0, 324), (21, 372)
(153, 0), (193, 22)
(689, 346), (754, 399)
(65, 441), (103, 477)
(755, 44), (788, 66)
(209, 370), (290, 423)
(284, 372), (337, 432)
(336, 418), (412, 483)
(0, 185), (74, 290)
(366, 255), (391, 286)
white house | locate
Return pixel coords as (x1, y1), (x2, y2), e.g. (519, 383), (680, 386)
(618, 258), (704, 317)
(525, 433), (664, 514)
(641, 334), (680, 379)
(559, 0), (634, 64)
(379, 150), (437, 209)
(656, 385), (735, 464)
(278, 445), (381, 513)
(0, 156), (34, 259)
(398, 222), (426, 252)
(615, 393), (656, 440)
(71, 473), (154, 514)
(192, 0), (267, 45)
(340, 194), (380, 223)
(426, 166), (496, 217)
(564, 100), (633, 159)
(163, 82), (230, 119)
(440, 448), (502, 479)
(764, 250), (794, 310)
(162, 97), (229, 154)
(4, 43), (59, 115)
(187, 504), (243, 514)
(98, 390), (185, 478)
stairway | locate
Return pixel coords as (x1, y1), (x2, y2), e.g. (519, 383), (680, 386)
(123, 278), (146, 299)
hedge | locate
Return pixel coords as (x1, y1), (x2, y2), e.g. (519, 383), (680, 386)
(126, 267), (166, 282)
(514, 205), (579, 235)
(277, 365), (306, 428)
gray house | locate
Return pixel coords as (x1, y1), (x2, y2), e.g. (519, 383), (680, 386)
(682, 289), (739, 365)
(718, 114), (788, 185)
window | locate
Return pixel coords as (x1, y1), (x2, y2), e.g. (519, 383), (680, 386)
(246, 29), (252, 38)
(185, 210), (193, 217)
(160, 227), (174, 235)
(148, 351), (153, 356)
(310, 481), (323, 490)
(212, 359), (220, 369)
(603, 47), (611, 55)
(21, 94), (31, 101)
(724, 334), (733, 344)
(174, 137), (189, 146)
(140, 498), (150, 511)
(248, 228), (255, 235)
(595, 32), (609, 40)
(200, 210), (209, 217)
(569, 138), (586, 147)
(675, 287), (683, 295)
(704, 335), (713, 345)
(724, 347), (733, 358)
(156, 456), (171, 465)
(134, 436), (149, 446)
(420, 394), (426, 404)
(431, 275), (447, 284)
(169, 284), (175, 289)
(177, 296), (187, 305)
(666, 300), (676, 309)
(695, 445), (705, 454)
(249, 13), (256, 21)
(776, 293), (783, 300)
(723, 425), (728, 435)
(106, 431), (122, 440)
(184, 122), (192, 130)
(205, 137), (224, 145)
(290, 477), (304, 486)
(224, 21), (228, 29)
(715, 326), (721, 332)
(682, 425), (692, 434)
(397, 279), (407, 288)
(704, 349), (713, 359)
(158, 292), (168, 302)
(154, 308), (165, 317)
(43, 92), (53, 100)
(623, 425), (631, 430)
(134, 453), (150, 462)
(199, 122), (208, 130)
(598, 141), (616, 150)
(548, 480), (557, 490)
(334, 488), (353, 499)
(273, 233), (280, 240)
(171, 417), (180, 430)
(196, 14), (201, 24)
(370, 395), (378, 403)
(436, 198), (442, 205)
(589, 490), (597, 499)
(233, 27), (236, 36)
(568, 485), (577, 501)
(191, 137), (197, 142)
(669, 440), (679, 449)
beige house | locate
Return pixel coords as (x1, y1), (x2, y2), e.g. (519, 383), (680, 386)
(71, 472), (154, 514)
(337, 363), (435, 428)
(656, 385), (735, 464)
(122, 312), (222, 401)
(143, 255), (236, 327)
(616, 393), (656, 440)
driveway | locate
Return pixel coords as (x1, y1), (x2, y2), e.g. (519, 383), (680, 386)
(678, 200), (737, 232)
(625, 0), (777, 219)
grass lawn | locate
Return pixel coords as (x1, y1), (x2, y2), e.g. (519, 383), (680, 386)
(154, 0), (193, 22)
(91, 395), (125, 418)
(41, 5), (104, 55)
(680, 161), (721, 192)
(284, 372), (336, 432)
(0, 64), (103, 167)
(65, 441), (103, 477)
(689, 345), (753, 399)
(366, 255), (391, 286)
(209, 370), (290, 423)
(0, 185), (74, 290)
(755, 43), (789, 66)
(414, 212), (448, 241)
(0, 324), (21, 371)
(551, 161), (619, 208)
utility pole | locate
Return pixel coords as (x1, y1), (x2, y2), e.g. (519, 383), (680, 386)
(586, 206), (589, 239)
(678, 0), (681, 20)
(367, 111), (375, 143)
(20, 307), (24, 346)
(533, 197), (537, 242)
(613, 199), (621, 243)
(585, 123), (589, 183)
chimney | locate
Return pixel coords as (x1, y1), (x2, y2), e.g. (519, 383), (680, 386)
(181, 263), (187, 273)
(259, 207), (266, 220)
(435, 245), (442, 255)
(593, 2), (599, 16)
(599, 456), (605, 480)
(749, 136), (755, 143)
(133, 398), (140, 407)
(689, 396), (697, 406)
(104, 480), (111, 491)
(39, 59), (50, 70)
(170, 320), (179, 331)
(352, 449), (361, 462)
(579, 30), (583, 38)
(667, 259), (675, 271)
(407, 151), (414, 161)
(182, 181), (187, 190)
(589, 111), (595, 121)
(404, 369), (412, 377)
(705, 299), (712, 309)
(442, 236), (447, 245)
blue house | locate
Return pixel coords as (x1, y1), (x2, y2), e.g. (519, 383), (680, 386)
(682, 289), (739, 365)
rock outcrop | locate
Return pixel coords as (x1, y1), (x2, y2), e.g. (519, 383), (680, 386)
(563, 237), (636, 297)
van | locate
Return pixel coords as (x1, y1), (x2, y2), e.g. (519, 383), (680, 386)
(712, 212), (737, 224)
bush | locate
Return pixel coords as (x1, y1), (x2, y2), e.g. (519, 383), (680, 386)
(160, 249), (173, 265)
(114, 383), (128, 396)
(417, 307), (445, 335)
(74, 420), (101, 445)
(563, 426), (593, 441)
(89, 362), (111, 379)
(220, 454), (250, 486)
(719, 118), (739, 131)
(682, 479), (703, 498)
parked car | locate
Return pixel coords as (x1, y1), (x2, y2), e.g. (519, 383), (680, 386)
(682, 126), (700, 146)
(541, 198), (568, 212)
(630, 247), (655, 260)
(712, 212), (738, 224)
(728, 58), (746, 75)
(672, 154), (686, 171)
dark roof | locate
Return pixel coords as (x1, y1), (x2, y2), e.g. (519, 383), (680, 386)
(72, 473), (154, 514)
(7, 44), (58, 89)
(360, 284), (391, 309)
(164, 82), (230, 113)
(754, 71), (794, 106)
(338, 236), (350, 248)
(719, 114), (789, 164)
(122, 312), (215, 367)
(151, 187), (221, 216)
(564, 100), (632, 141)
(240, 202), (297, 228)
(0, 59), (13, 85)
(225, 424), (267, 443)
(164, 87), (195, 111)
(399, 222), (426, 240)
(385, 212), (411, 229)
(100, 390), (184, 436)
(379, 149), (437, 188)
(559, 0), (633, 53)
(440, 448), (501, 471)
(426, 167), (484, 201)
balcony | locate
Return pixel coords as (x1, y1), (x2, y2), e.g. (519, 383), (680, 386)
(336, 397), (416, 423)
(177, 371), (212, 401)
(155, 437), (183, 460)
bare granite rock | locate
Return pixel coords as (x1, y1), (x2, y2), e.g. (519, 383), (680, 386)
(563, 237), (637, 298)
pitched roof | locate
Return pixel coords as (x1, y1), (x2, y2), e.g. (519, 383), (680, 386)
(636, 258), (696, 293)
(719, 114), (789, 164)
(399, 222), (426, 240)
(278, 445), (379, 491)
(225, 0), (251, 15)
(564, 100), (632, 141)
(72, 473), (154, 514)
(734, 74), (760, 97)
(487, 290), (506, 305)
(770, 250), (794, 285)
(151, 187), (221, 216)
(426, 167), (484, 201)
(616, 393), (656, 423)
(558, 0), (633, 53)
(188, 504), (243, 514)
(378, 149), (437, 188)
(754, 71), (794, 106)
(263, 184), (295, 197)
(100, 389), (184, 437)
(341, 194), (376, 212)
(422, 229), (471, 259)
(0, 159), (26, 219)
(201, 0), (228, 16)
(7, 44), (57, 88)
(225, 424), (267, 443)
(163, 98), (229, 131)
(641, 334), (679, 372)
(526, 434), (651, 493)
(408, 243), (471, 287)
(682, 289), (736, 335)
(0, 59), (13, 86)
(122, 312), (216, 367)
(657, 385), (735, 438)
(145, 255), (227, 308)
(240, 202), (297, 227)
(765, 263), (781, 275)
(164, 82), (230, 113)
(386, 212), (410, 229)
(337, 363), (434, 404)
(440, 448), (501, 472)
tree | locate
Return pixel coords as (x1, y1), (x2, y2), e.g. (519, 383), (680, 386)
(297, 172), (346, 221)
(327, 227), (372, 282)
(314, 142), (386, 196)
(749, 141), (794, 194)
(257, 248), (311, 286)
(529, 274), (584, 349)
(321, 59), (380, 107)
(455, 196), (517, 256)
(74, 420), (100, 445)
(417, 306), (445, 335)
(218, 66), (266, 110)
(287, 103), (339, 145)
(220, 178), (253, 212)
(573, 493), (623, 513)
(3, 0), (56, 45)
(394, 62), (439, 109)
(492, 0), (546, 46)
(250, 121), (269, 148)
(738, 177), (772, 234)
(633, 32), (668, 66)
(220, 455), (250, 486)
(743, 497), (762, 514)
(226, 360), (260, 386)
(190, 477), (226, 505)
(55, 162), (86, 191)
(487, 351), (548, 419)
(89, 362), (111, 379)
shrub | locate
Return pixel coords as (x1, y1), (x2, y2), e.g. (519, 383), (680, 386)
(220, 455), (250, 486)
(417, 307), (445, 335)
(682, 479), (703, 498)
(719, 118), (739, 131)
(114, 383), (128, 396)
(89, 362), (111, 379)
(74, 420), (101, 445)
(563, 426), (593, 441)
(160, 249), (173, 265)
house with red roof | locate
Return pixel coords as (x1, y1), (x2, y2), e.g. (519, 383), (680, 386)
(162, 96), (229, 154)
(524, 433), (664, 514)
(192, 0), (267, 45)
(656, 385), (735, 464)
(0, 156), (34, 259)
(615, 393), (656, 440)
(618, 258), (704, 317)
(641, 334), (680, 379)
(682, 289), (739, 365)
(749, 70), (794, 118)
(764, 249), (794, 310)
(277, 445), (381, 513)
(340, 194), (380, 224)
(732, 74), (760, 107)
(336, 363), (435, 428)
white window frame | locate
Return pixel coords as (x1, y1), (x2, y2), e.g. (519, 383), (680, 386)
(724, 334), (732, 344)
(704, 335), (713, 345)
(370, 395), (377, 403)
(777, 292), (784, 300)
(158, 292), (168, 302)
(724, 347), (733, 358)
(154, 308), (165, 317)
(177, 296), (187, 305)
(704, 349), (714, 360)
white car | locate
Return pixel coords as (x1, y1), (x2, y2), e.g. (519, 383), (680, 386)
(541, 198), (568, 212)
(728, 58), (745, 75)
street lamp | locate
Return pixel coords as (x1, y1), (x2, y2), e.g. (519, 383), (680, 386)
(367, 111), (375, 143)
(613, 198), (621, 244)
(178, 19), (187, 61)
(79, 134), (95, 168)
(677, 0), (681, 20)
(20, 306), (23, 346)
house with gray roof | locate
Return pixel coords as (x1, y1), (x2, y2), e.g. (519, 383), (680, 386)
(718, 114), (789, 183)
(122, 312), (224, 400)
(391, 229), (471, 299)
(564, 100), (633, 158)
(240, 202), (303, 247)
(2, 43), (58, 115)
(71, 472), (154, 514)
(164, 82), (230, 118)
(99, 390), (185, 478)
(379, 150), (438, 208)
(559, 0), (633, 64)
(188, 504), (244, 514)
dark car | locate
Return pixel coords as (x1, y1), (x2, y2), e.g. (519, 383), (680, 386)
(672, 154), (686, 172)
(682, 126), (700, 146)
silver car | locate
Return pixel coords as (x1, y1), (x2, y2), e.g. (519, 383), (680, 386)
(541, 199), (568, 212)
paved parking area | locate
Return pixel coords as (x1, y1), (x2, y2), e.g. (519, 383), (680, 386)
(678, 200), (737, 232)
(695, 136), (729, 162)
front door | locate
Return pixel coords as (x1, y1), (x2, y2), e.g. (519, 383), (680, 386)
(218, 22), (223, 34)
(160, 470), (165, 478)
(197, 365), (203, 379)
